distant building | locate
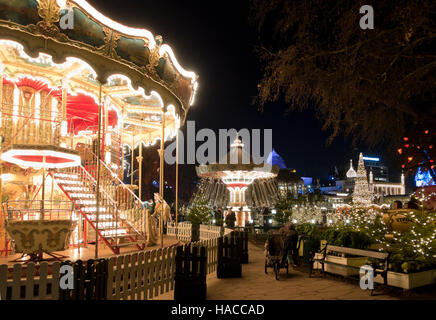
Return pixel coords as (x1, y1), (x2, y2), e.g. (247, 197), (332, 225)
(320, 154), (406, 200)
(362, 156), (389, 182)
(276, 169), (305, 197)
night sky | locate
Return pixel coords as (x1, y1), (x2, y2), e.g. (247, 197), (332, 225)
(89, 0), (401, 181)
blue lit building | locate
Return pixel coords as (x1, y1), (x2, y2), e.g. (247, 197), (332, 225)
(415, 167), (436, 187)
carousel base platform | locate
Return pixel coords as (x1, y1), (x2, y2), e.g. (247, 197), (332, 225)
(0, 235), (179, 267)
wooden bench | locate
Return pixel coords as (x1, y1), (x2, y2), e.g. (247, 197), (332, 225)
(309, 244), (390, 295)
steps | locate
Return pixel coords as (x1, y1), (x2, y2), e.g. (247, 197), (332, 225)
(52, 169), (145, 254)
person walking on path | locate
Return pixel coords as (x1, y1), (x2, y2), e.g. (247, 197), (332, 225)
(225, 209), (236, 228)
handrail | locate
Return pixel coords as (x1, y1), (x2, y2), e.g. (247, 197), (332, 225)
(78, 165), (118, 205)
(99, 157), (143, 204)
(85, 147), (143, 204)
(77, 165), (145, 239)
(81, 146), (147, 213)
(88, 161), (146, 237)
(74, 152), (146, 238)
(3, 200), (74, 222)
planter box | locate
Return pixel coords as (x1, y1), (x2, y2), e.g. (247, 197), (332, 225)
(313, 253), (368, 276)
(374, 269), (436, 290)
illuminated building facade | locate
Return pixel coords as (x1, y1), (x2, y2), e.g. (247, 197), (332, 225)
(321, 154), (406, 200)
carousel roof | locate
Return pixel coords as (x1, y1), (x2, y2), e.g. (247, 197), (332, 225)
(196, 139), (280, 184)
(0, 0), (198, 144)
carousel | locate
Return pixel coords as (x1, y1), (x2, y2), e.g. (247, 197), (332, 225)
(0, 0), (197, 261)
(196, 138), (279, 227)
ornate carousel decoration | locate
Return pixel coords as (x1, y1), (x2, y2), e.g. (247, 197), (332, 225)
(0, 0), (198, 259)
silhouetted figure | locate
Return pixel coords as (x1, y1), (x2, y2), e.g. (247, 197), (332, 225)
(215, 207), (224, 226)
(225, 209), (236, 228)
(278, 223), (299, 266)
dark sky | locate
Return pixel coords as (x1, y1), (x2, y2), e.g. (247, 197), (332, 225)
(88, 0), (401, 181)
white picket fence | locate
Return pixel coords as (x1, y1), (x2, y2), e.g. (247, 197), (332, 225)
(0, 225), (233, 300)
(169, 224), (229, 275)
(0, 262), (61, 300)
(199, 224), (223, 240)
(106, 246), (177, 300)
(166, 221), (192, 242)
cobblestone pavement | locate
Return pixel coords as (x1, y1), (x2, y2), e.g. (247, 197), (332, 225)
(157, 241), (436, 300)
(205, 243), (397, 300)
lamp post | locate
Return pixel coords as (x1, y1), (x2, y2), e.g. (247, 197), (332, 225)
(95, 83), (102, 259)
(175, 130), (179, 227)
(159, 109), (165, 248)
(137, 143), (143, 201)
(131, 135), (134, 186)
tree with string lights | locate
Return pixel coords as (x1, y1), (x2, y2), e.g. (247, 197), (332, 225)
(184, 179), (213, 225)
(352, 153), (374, 207)
(250, 1), (436, 177)
(397, 129), (436, 184)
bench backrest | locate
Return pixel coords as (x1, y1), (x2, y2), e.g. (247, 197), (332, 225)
(326, 245), (388, 260)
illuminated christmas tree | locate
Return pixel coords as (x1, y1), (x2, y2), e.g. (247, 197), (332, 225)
(352, 153), (374, 206)
(185, 179), (212, 225)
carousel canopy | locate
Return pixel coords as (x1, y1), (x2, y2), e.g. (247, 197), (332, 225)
(196, 139), (280, 185)
(1, 144), (80, 169)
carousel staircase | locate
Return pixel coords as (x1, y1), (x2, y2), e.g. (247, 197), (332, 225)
(52, 167), (146, 254)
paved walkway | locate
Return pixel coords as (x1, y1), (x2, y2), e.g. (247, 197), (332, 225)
(157, 241), (436, 300)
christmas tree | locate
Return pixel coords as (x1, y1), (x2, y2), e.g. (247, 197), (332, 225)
(352, 153), (374, 207)
(185, 179), (212, 225)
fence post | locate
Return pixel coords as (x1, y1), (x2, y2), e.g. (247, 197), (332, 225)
(234, 231), (249, 264)
(191, 223), (199, 242)
(217, 234), (242, 278)
(174, 244), (207, 300)
(59, 259), (108, 300)
(59, 260), (72, 301)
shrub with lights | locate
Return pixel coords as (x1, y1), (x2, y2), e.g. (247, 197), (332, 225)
(384, 190), (436, 273)
(272, 196), (293, 225)
(327, 206), (388, 244)
(326, 189), (436, 273)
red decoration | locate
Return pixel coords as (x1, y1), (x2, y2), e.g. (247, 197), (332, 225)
(2, 77), (119, 135)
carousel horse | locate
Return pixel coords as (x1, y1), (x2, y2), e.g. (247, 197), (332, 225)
(153, 193), (172, 227)
(141, 199), (154, 211)
(132, 199), (158, 246)
(145, 209), (158, 246)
